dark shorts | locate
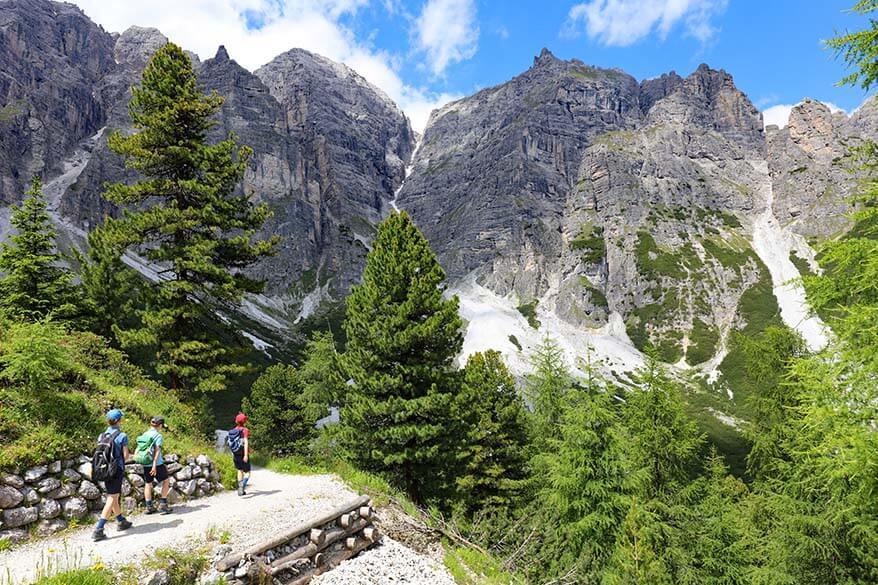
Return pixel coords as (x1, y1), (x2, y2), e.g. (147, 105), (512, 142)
(105, 469), (124, 495)
(142, 463), (169, 484)
(233, 450), (251, 472)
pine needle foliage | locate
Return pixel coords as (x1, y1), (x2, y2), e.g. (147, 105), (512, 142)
(340, 210), (464, 503)
(102, 42), (277, 395)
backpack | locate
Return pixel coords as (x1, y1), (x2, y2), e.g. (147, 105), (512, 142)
(227, 427), (244, 453)
(133, 431), (159, 466)
(92, 430), (122, 481)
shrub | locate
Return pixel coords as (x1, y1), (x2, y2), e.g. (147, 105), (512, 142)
(0, 319), (71, 391)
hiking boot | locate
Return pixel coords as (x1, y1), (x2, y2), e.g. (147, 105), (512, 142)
(159, 504), (172, 515)
(144, 505), (157, 515)
(117, 519), (133, 531)
(92, 528), (107, 541)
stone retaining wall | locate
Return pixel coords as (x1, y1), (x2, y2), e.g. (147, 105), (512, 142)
(0, 453), (224, 545)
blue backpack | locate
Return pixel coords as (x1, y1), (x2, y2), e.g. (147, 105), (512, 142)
(227, 428), (244, 453)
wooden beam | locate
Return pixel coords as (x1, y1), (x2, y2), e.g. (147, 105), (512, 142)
(216, 495), (371, 571)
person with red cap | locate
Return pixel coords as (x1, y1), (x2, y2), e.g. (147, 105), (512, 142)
(227, 413), (251, 496)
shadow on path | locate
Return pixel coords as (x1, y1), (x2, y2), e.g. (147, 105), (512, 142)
(241, 489), (282, 499)
(113, 519), (183, 537)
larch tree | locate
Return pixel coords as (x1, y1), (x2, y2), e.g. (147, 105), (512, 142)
(102, 42), (277, 395)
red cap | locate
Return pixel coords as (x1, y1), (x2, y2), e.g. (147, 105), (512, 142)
(235, 413), (248, 425)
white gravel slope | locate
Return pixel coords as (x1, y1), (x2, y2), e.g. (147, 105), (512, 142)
(0, 470), (363, 584)
(312, 537), (455, 585)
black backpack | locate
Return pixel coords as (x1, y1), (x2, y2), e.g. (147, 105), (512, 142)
(92, 429), (121, 481)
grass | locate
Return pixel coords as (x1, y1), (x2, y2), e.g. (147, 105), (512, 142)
(635, 232), (685, 279)
(626, 289), (683, 362)
(146, 547), (210, 585)
(789, 250), (813, 276)
(717, 260), (782, 412)
(687, 319), (719, 365)
(0, 328), (234, 486)
(701, 237), (750, 269)
(516, 301), (540, 330)
(569, 224), (606, 264)
(32, 569), (117, 585)
(444, 546), (523, 584)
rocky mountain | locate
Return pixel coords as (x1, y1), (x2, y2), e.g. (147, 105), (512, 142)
(1, 0), (876, 402)
(0, 0), (415, 328)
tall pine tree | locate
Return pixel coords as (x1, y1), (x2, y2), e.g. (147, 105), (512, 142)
(0, 176), (77, 322)
(524, 334), (571, 451)
(340, 210), (463, 503)
(103, 43), (277, 394)
(455, 350), (529, 512)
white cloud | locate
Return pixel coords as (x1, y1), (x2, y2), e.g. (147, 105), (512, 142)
(67, 0), (455, 132)
(562, 0), (727, 47)
(414, 0), (479, 76)
(761, 101), (848, 129)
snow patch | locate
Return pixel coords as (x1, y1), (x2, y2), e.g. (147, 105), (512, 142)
(390, 138), (422, 212)
(749, 159), (828, 352)
(241, 330), (274, 353)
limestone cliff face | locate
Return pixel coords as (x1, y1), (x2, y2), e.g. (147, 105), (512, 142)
(767, 97), (878, 240)
(0, 0), (115, 202)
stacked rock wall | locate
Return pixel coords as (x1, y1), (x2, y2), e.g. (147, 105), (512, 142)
(0, 453), (223, 544)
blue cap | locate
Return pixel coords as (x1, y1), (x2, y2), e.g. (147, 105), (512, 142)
(106, 409), (123, 423)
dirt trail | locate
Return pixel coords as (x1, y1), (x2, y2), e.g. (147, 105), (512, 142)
(0, 469), (358, 584)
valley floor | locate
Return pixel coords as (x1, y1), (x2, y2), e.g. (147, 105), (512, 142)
(0, 468), (453, 585)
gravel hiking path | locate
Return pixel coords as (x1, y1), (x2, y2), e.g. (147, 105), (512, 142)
(0, 469), (372, 584)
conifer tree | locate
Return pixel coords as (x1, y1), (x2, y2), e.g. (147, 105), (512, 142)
(242, 364), (316, 455)
(103, 43), (277, 394)
(0, 176), (77, 322)
(298, 330), (347, 411)
(540, 359), (631, 576)
(602, 497), (675, 585)
(524, 335), (571, 450)
(624, 357), (703, 499)
(340, 211), (463, 503)
(80, 219), (142, 342)
(455, 350), (529, 512)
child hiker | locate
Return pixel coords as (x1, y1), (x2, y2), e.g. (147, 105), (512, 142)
(135, 416), (172, 514)
(92, 409), (133, 541)
(227, 413), (251, 496)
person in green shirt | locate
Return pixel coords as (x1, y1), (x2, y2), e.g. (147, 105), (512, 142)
(140, 416), (171, 514)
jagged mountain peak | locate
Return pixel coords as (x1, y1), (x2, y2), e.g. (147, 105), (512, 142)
(114, 26), (168, 68)
(214, 44), (230, 62)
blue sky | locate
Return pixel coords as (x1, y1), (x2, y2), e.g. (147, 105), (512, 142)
(70, 0), (872, 131)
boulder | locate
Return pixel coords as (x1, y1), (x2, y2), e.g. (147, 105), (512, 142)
(128, 473), (145, 488)
(38, 499), (61, 520)
(175, 466), (192, 481)
(61, 468), (81, 482)
(190, 465), (203, 478)
(125, 463), (144, 476)
(2, 506), (38, 528)
(36, 517), (67, 537)
(1, 474), (24, 489)
(23, 466), (47, 483)
(166, 488), (181, 505)
(165, 454), (179, 464)
(78, 480), (101, 500)
(165, 462), (182, 475)
(61, 497), (88, 520)
(36, 477), (61, 495)
(196, 454), (211, 467)
(21, 487), (39, 505)
(0, 486), (24, 509)
(62, 459), (76, 469)
(120, 478), (131, 497)
(47, 461), (62, 474)
(146, 569), (171, 585)
(46, 483), (77, 499)
(76, 462), (93, 479)
(0, 528), (29, 545)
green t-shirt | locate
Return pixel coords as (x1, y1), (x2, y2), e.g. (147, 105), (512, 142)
(142, 427), (164, 466)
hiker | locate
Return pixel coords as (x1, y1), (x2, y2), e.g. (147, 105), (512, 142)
(136, 416), (172, 514)
(92, 409), (133, 541)
(228, 413), (251, 496)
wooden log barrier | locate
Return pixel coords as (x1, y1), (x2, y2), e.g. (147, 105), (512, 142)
(216, 495), (371, 572)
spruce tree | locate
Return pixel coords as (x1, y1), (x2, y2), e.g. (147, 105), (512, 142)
(0, 176), (77, 322)
(455, 350), (529, 512)
(601, 497), (675, 585)
(340, 210), (463, 503)
(103, 43), (277, 394)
